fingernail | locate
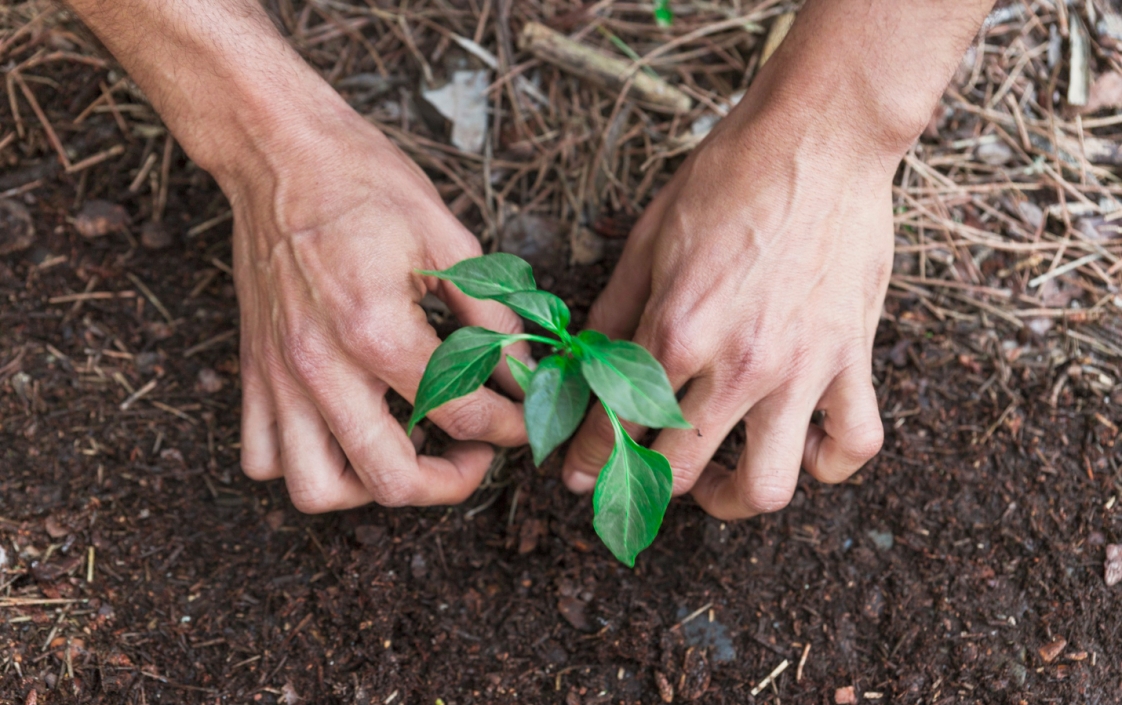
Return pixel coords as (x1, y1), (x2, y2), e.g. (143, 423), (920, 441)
(563, 469), (597, 494)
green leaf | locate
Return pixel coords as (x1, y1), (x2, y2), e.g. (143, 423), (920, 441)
(493, 290), (570, 335)
(506, 355), (534, 393)
(653, 0), (673, 27)
(592, 405), (673, 566)
(408, 327), (511, 432)
(418, 253), (536, 299)
(524, 355), (590, 466)
(573, 330), (689, 429)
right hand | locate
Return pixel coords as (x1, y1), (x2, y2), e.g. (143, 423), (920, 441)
(228, 109), (528, 512)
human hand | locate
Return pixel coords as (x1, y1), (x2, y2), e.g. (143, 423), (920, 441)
(62, 0), (530, 512)
(230, 109), (528, 511)
(561, 96), (896, 520)
(560, 0), (995, 520)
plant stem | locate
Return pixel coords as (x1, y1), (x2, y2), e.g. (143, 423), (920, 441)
(602, 402), (625, 440)
(507, 333), (563, 348)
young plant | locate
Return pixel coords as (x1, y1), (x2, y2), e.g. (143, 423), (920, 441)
(409, 253), (689, 566)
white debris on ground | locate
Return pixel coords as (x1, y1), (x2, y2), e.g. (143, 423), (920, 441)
(420, 70), (491, 155)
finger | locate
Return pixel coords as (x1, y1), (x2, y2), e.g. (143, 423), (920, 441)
(239, 346), (283, 481)
(348, 303), (528, 447)
(583, 200), (666, 340)
(802, 366), (884, 484)
(274, 384), (376, 513)
(692, 394), (813, 520)
(439, 285), (532, 399)
(649, 373), (757, 496)
(304, 364), (497, 506)
(561, 403), (616, 493)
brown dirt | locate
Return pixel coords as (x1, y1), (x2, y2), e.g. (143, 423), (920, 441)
(3, 2), (1122, 704)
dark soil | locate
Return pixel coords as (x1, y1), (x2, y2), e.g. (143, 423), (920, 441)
(4, 34), (1122, 705)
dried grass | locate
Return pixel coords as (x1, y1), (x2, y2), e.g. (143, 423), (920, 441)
(2, 0), (1120, 379)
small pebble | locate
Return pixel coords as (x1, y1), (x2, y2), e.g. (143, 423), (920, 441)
(264, 510), (285, 531)
(1105, 544), (1122, 586)
(75, 200), (129, 238)
(976, 140), (1014, 165)
(868, 529), (894, 551)
(410, 552), (427, 580)
(353, 525), (385, 546)
(140, 221), (173, 250)
(834, 685), (857, 704)
(196, 368), (224, 394)
(557, 596), (592, 632)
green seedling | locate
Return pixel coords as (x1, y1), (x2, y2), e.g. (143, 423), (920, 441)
(410, 253), (689, 566)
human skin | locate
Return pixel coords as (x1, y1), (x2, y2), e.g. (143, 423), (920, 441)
(66, 0), (993, 518)
(561, 0), (996, 518)
(66, 0), (533, 511)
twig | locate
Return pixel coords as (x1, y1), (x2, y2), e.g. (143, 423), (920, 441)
(750, 659), (789, 697)
(183, 329), (238, 358)
(796, 643), (811, 683)
(47, 291), (135, 304)
(125, 272), (174, 323)
(119, 379), (158, 411)
(13, 70), (70, 168)
(186, 210), (233, 237)
(518, 22), (691, 113)
(670, 602), (713, 630)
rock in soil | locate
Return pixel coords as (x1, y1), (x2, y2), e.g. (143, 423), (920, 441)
(74, 200), (129, 238)
(0, 199), (35, 255)
(834, 685), (857, 704)
(1105, 544), (1122, 586)
(140, 221), (173, 249)
(195, 368), (224, 394)
(557, 596), (592, 632)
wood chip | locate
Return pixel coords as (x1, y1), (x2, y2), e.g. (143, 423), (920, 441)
(1038, 636), (1067, 663)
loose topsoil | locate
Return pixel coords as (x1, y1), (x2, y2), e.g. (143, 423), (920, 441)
(3, 3), (1122, 704)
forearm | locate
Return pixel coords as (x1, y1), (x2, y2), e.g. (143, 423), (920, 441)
(64, 0), (356, 185)
(738, 0), (994, 160)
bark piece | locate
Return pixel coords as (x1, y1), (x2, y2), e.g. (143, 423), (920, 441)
(1038, 637), (1067, 663)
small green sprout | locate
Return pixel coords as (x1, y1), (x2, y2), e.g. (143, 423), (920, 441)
(411, 253), (689, 566)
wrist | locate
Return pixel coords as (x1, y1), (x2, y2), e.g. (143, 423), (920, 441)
(734, 53), (929, 173)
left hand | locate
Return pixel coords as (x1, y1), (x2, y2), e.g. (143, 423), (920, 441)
(561, 93), (897, 520)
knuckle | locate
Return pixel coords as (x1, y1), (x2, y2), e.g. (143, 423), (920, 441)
(842, 419), (885, 463)
(738, 478), (795, 515)
(282, 332), (331, 387)
(287, 484), (338, 514)
(653, 314), (705, 376)
(365, 475), (414, 508)
(240, 452), (277, 482)
(340, 314), (398, 367)
(723, 334), (769, 389)
(437, 398), (493, 440)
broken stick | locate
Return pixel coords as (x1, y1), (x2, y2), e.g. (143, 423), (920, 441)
(518, 22), (691, 114)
